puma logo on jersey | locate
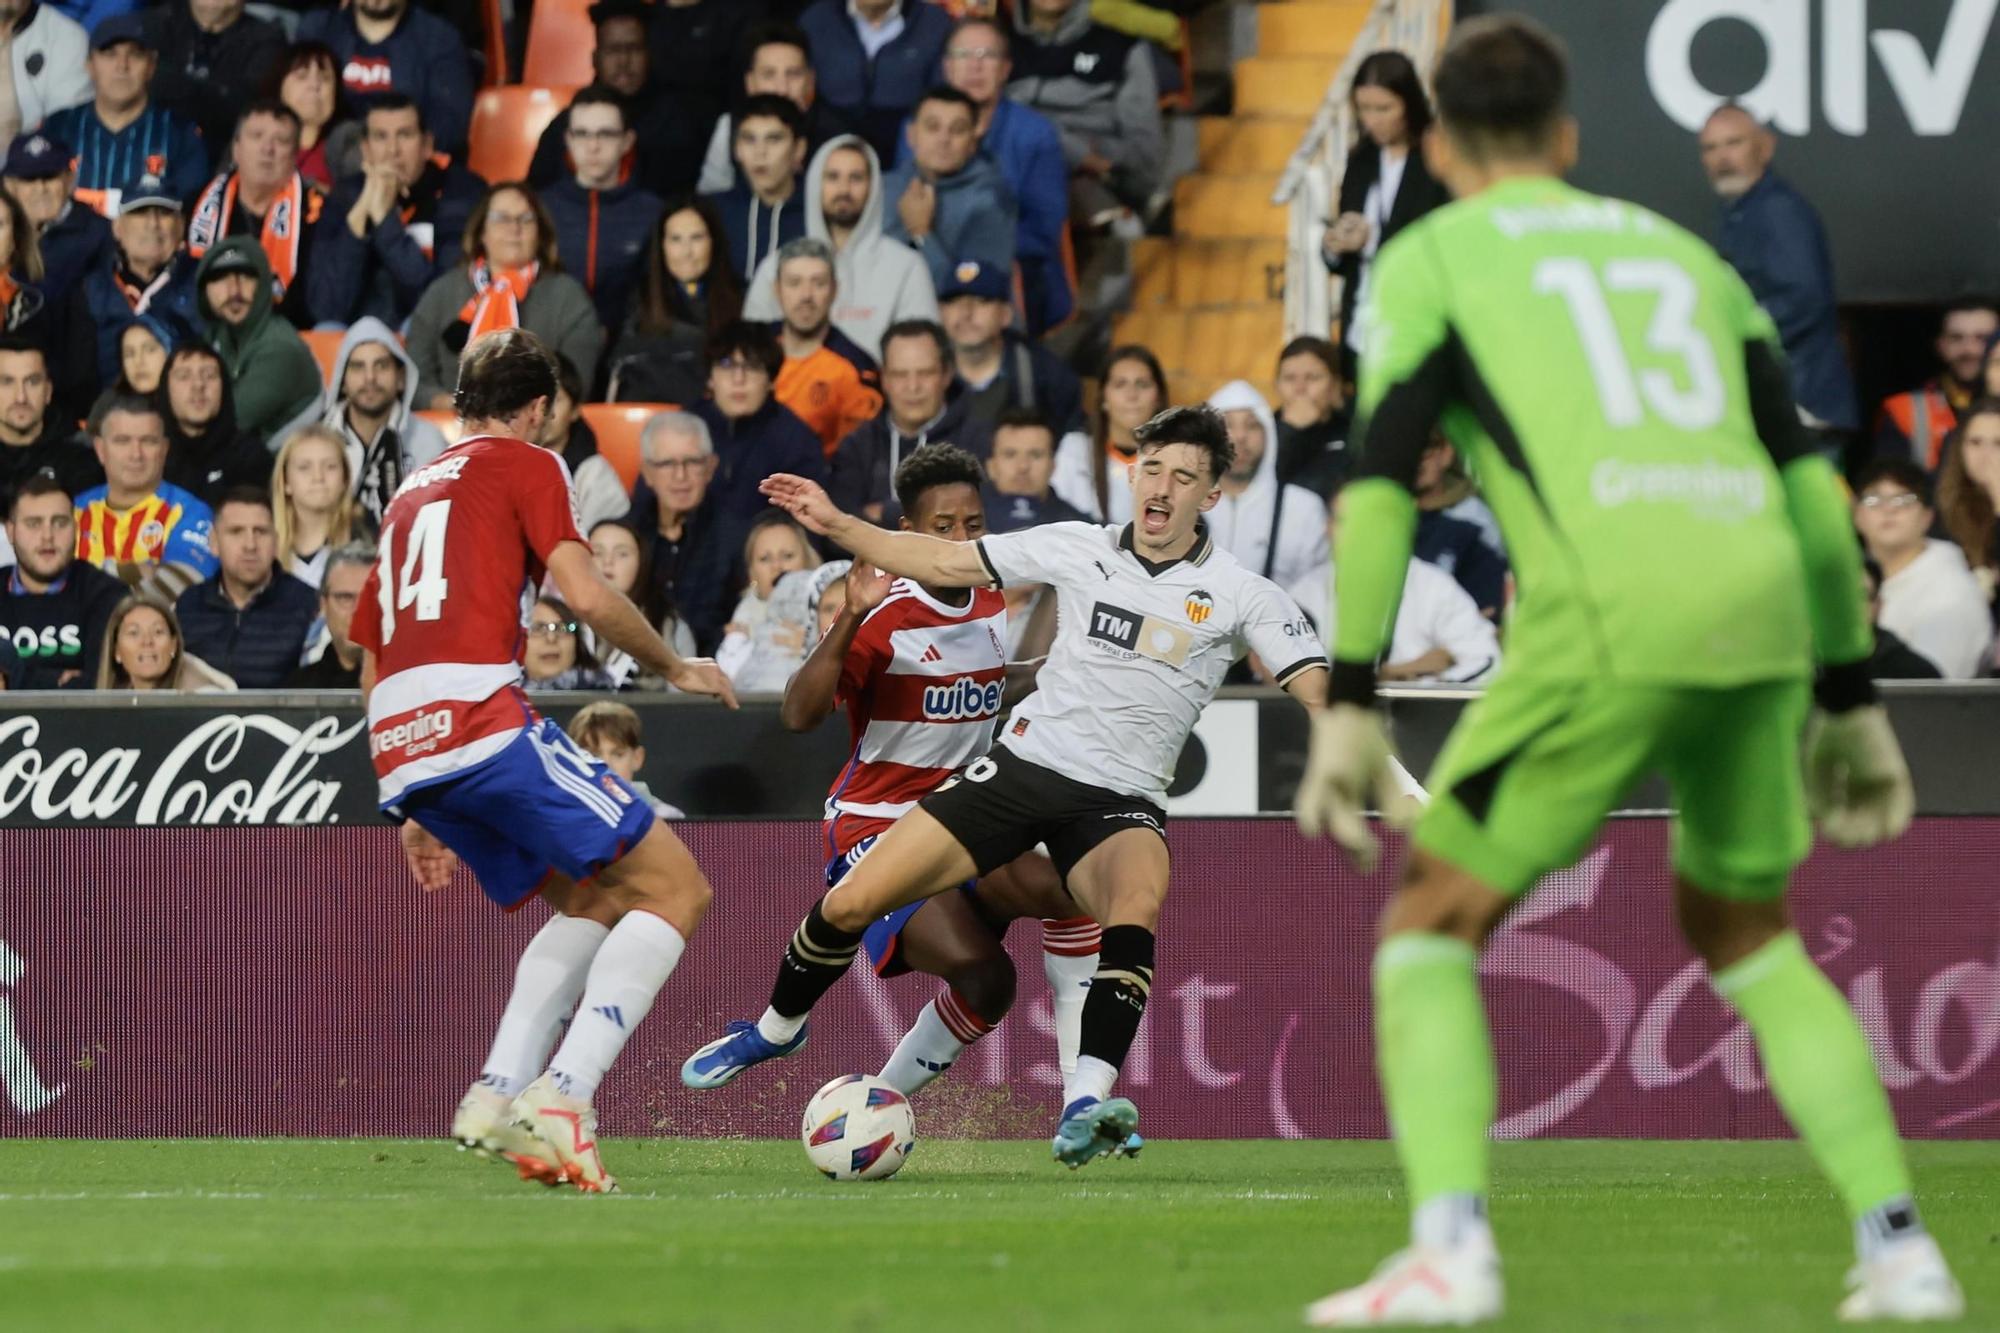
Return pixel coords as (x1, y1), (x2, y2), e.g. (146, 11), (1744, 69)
(922, 677), (1003, 721)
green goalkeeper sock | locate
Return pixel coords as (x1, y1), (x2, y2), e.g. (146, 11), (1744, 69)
(1374, 932), (1496, 1208)
(1711, 930), (1913, 1219)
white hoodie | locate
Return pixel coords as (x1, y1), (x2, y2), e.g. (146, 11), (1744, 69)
(1878, 539), (1994, 679)
(741, 135), (938, 360)
(288, 317), (451, 522)
(1291, 557), (1501, 683)
(1205, 380), (1331, 609)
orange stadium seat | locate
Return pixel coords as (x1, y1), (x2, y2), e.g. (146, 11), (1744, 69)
(301, 328), (343, 387)
(580, 402), (674, 493)
(468, 86), (580, 184)
(521, 0), (597, 87)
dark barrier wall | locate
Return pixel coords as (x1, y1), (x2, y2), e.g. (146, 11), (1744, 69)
(2, 819), (1995, 1140)
(1456, 0), (2000, 302)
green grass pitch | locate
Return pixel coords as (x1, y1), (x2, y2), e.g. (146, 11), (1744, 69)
(0, 1139), (1991, 1331)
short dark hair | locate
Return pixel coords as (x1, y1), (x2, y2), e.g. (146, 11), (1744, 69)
(216, 484), (275, 519)
(587, 0), (647, 29)
(1132, 405), (1235, 482)
(364, 93), (424, 134)
(882, 319), (952, 372)
(1279, 335), (1341, 379)
(735, 92), (805, 140)
(1855, 457), (1933, 505)
(567, 84), (627, 130)
(992, 405), (1054, 442)
(6, 469), (70, 517)
(948, 15), (1010, 56)
(915, 84), (979, 121)
(553, 352), (584, 405)
(1433, 14), (1568, 161)
(704, 319), (782, 377)
(894, 442), (984, 517)
(0, 333), (47, 365)
(455, 328), (560, 421)
(93, 391), (163, 437)
(236, 97), (302, 141)
(740, 20), (811, 70)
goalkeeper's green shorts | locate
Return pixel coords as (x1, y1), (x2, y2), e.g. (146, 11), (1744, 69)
(1413, 673), (1812, 901)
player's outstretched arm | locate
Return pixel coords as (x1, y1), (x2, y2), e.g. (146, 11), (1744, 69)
(780, 562), (894, 731)
(546, 543), (740, 708)
(761, 473), (993, 587)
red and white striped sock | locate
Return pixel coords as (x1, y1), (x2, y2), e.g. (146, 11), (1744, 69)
(1042, 917), (1101, 1079)
(877, 989), (995, 1096)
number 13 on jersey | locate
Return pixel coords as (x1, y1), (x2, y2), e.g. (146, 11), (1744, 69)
(1534, 257), (1725, 432)
(376, 499), (452, 644)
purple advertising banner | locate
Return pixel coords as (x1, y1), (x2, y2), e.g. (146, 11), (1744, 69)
(2, 819), (1996, 1140)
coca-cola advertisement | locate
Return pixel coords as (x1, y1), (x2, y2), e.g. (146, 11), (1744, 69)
(2, 819), (1994, 1140)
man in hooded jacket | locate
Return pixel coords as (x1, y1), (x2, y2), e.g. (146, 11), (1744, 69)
(194, 236), (320, 439)
(295, 316), (450, 523)
(1206, 379), (1329, 610)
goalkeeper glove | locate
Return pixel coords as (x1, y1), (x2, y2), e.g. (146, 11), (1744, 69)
(1803, 703), (1914, 848)
(1294, 704), (1420, 873)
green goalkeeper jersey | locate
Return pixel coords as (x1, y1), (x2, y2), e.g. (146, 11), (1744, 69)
(1341, 175), (1845, 687)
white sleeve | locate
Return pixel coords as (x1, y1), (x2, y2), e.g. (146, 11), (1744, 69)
(1406, 563), (1501, 682)
(1238, 579), (1326, 687)
(571, 456), (630, 535)
(741, 255), (780, 321)
(698, 116), (735, 194)
(1050, 432), (1104, 520)
(974, 522), (1106, 589)
(1274, 483), (1332, 605)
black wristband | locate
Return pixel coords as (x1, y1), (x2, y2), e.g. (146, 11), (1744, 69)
(1328, 658), (1378, 708)
(1814, 658), (1878, 714)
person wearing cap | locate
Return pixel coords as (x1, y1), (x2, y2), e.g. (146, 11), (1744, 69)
(766, 235), (880, 456)
(194, 236), (319, 438)
(938, 257), (1082, 436)
(880, 86), (1016, 300)
(1, 131), (110, 299)
(0, 0), (91, 140)
(297, 0), (474, 156)
(527, 0), (706, 200)
(142, 0), (285, 160)
(0, 469), (127, 688)
(42, 15), (208, 215)
(187, 99), (325, 329)
(82, 169), (200, 383)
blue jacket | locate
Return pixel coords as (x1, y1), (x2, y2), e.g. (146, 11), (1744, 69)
(297, 5), (475, 154)
(702, 181), (807, 284)
(797, 0), (951, 165)
(624, 482), (744, 656)
(45, 0), (135, 42)
(307, 158), (485, 328)
(879, 154), (1017, 297)
(691, 396), (829, 524)
(174, 570), (320, 689)
(42, 102), (208, 206)
(38, 198), (112, 300)
(83, 251), (200, 382)
(1715, 172), (1857, 430)
(544, 178), (665, 335)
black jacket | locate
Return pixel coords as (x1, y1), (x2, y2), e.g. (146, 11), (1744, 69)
(957, 329), (1084, 436)
(0, 417), (102, 501)
(1275, 410), (1352, 502)
(829, 390), (994, 517)
(692, 397), (828, 523)
(608, 316), (709, 407)
(160, 370), (268, 507)
(527, 86), (709, 202)
(174, 571), (321, 689)
(1324, 141), (1449, 373)
(0, 560), (127, 688)
(309, 159), (486, 328)
(286, 648), (362, 689)
(625, 481), (744, 656)
(144, 2), (288, 155)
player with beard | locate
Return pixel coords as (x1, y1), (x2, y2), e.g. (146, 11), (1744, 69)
(768, 236), (880, 456)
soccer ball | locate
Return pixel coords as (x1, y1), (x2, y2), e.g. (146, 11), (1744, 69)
(800, 1074), (916, 1181)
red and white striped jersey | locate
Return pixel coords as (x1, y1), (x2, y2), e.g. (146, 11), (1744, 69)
(350, 435), (584, 807)
(826, 579), (1010, 852)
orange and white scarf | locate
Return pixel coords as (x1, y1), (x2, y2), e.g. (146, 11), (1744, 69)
(188, 171), (308, 295)
(456, 259), (539, 343)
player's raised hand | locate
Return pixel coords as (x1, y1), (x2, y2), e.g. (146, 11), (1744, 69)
(845, 561), (895, 614)
(1803, 705), (1914, 847)
(669, 656), (740, 710)
(759, 474), (842, 536)
(400, 820), (459, 892)
(1294, 705), (1419, 874)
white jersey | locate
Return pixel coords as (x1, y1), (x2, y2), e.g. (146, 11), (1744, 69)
(975, 521), (1326, 805)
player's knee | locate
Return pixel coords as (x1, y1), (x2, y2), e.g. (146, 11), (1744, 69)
(947, 956), (1016, 1024)
(822, 888), (873, 936)
(1376, 853), (1508, 946)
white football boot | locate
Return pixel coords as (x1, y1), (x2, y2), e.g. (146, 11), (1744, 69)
(1839, 1235), (1965, 1322)
(1304, 1242), (1503, 1327)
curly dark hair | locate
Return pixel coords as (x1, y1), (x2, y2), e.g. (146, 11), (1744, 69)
(455, 328), (559, 422)
(893, 442), (985, 518)
(1132, 405), (1235, 483)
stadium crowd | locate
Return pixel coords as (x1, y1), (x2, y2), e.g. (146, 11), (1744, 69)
(0, 0), (1992, 694)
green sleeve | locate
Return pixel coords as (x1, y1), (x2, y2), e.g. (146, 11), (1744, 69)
(1332, 478), (1418, 669)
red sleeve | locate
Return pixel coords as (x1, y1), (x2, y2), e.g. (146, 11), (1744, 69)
(514, 444), (587, 564)
(350, 563), (384, 654)
(836, 600), (897, 708)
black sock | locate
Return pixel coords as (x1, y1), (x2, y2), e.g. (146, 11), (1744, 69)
(1078, 924), (1155, 1070)
(768, 901), (863, 1020)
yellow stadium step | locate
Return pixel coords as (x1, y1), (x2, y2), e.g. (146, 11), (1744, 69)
(1233, 56), (1337, 117)
(1113, 306), (1287, 388)
(1132, 239), (1289, 309)
(1198, 116), (1313, 174)
(1173, 173), (1288, 240)
(1258, 0), (1376, 59)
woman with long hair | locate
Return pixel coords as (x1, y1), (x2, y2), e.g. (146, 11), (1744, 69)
(585, 518), (696, 690)
(272, 425), (370, 587)
(0, 188), (94, 418)
(1321, 49), (1450, 380)
(1052, 344), (1168, 523)
(607, 195), (742, 404)
(96, 595), (236, 691)
(405, 182), (604, 409)
(1936, 398), (2000, 635)
(264, 42), (359, 190)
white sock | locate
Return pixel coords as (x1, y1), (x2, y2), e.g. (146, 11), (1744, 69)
(478, 914), (608, 1096)
(756, 1006), (806, 1044)
(877, 995), (974, 1095)
(1855, 1197), (1924, 1262)
(1063, 1054), (1117, 1109)
(1412, 1194), (1493, 1252)
(1040, 929), (1098, 1079)
(545, 911), (686, 1102)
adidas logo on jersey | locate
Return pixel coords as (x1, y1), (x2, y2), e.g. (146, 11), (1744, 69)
(919, 644), (943, 664)
(921, 677), (1003, 721)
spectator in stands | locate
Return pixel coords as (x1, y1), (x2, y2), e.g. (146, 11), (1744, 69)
(568, 699), (684, 814)
(607, 196), (740, 404)
(1874, 300), (2000, 473)
(158, 342), (265, 502)
(939, 258), (1081, 433)
(176, 484), (318, 687)
(308, 319), (449, 521)
(97, 592), (234, 690)
(76, 391), (217, 590)
(406, 183), (604, 411)
(1205, 380), (1329, 603)
(626, 408), (740, 653)
(270, 423), (367, 587)
(1052, 343), (1164, 524)
(1411, 436), (1507, 620)
(696, 22), (852, 195)
(0, 338), (96, 499)
(1936, 400), (2000, 621)
(104, 312), (184, 402)
(266, 42), (360, 192)
(1852, 458), (1991, 678)
(284, 540), (370, 687)
(982, 405), (1086, 531)
(829, 317), (988, 520)
(546, 87), (665, 336)
(648, 0), (765, 142)
(1700, 102), (1857, 453)
(144, 0), (285, 159)
(1320, 51), (1446, 382)
(1009, 0), (1161, 231)
(586, 517), (690, 690)
(695, 318), (826, 520)
(0, 0), (90, 139)
(188, 101), (326, 328)
(1987, 333), (2000, 399)
(1272, 335), (1350, 501)
(743, 135), (936, 361)
(0, 174), (95, 419)
(717, 510), (819, 689)
(4, 133), (109, 302)
(523, 593), (613, 691)
(1862, 556), (1944, 680)
(529, 354), (626, 533)
(917, 16), (1070, 332)
(310, 95), (482, 330)
(537, 6), (693, 200)
(0, 471), (125, 687)
(83, 173), (198, 385)
(299, 0), (473, 156)
(768, 236), (881, 455)
(798, 0), (951, 165)
(194, 237), (321, 438)
(705, 93), (809, 282)
(882, 85), (1015, 293)
(43, 17), (208, 213)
